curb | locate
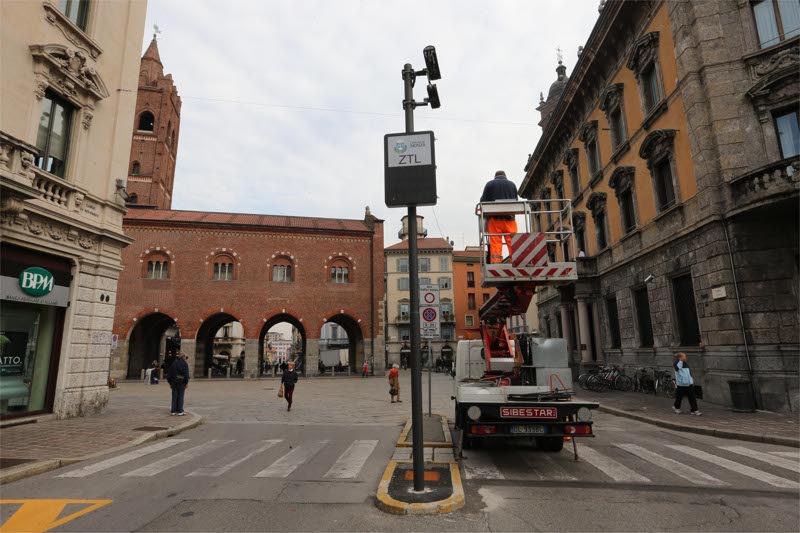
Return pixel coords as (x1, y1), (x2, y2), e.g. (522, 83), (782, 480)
(598, 405), (800, 448)
(0, 412), (203, 485)
(396, 416), (453, 449)
(375, 460), (465, 515)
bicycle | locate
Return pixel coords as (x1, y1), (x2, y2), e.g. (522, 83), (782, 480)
(654, 368), (677, 398)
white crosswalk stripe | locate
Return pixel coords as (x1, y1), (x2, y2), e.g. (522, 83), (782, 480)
(524, 452), (576, 481)
(770, 451), (800, 458)
(254, 440), (329, 478)
(123, 440), (234, 477)
(57, 439), (189, 478)
(720, 446), (800, 474)
(187, 440), (282, 477)
(667, 445), (800, 489)
(324, 440), (379, 479)
(616, 443), (726, 486)
(463, 452), (505, 480)
(575, 446), (650, 483)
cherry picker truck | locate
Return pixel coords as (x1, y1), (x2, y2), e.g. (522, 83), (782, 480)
(453, 199), (599, 454)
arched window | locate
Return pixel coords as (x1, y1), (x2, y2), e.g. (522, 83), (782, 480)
(138, 111), (155, 132)
(272, 257), (293, 282)
(131, 161), (140, 175)
(330, 259), (350, 284)
(128, 193), (138, 204)
(212, 254), (234, 280)
(144, 253), (169, 279)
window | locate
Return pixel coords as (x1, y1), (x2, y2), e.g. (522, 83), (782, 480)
(438, 277), (451, 289)
(331, 266), (349, 284)
(587, 141), (600, 175)
(131, 161), (140, 175)
(128, 193), (138, 204)
(272, 265), (292, 283)
(398, 301), (410, 320)
(564, 149), (581, 198)
(544, 317), (552, 338)
(146, 258), (169, 279)
(654, 159), (676, 210)
(775, 109), (800, 158)
(572, 211), (587, 256)
(552, 170), (565, 200)
(633, 286), (654, 347)
(640, 129), (679, 213)
(138, 111), (155, 132)
(440, 257), (450, 271)
(620, 189), (637, 233)
(467, 271), (475, 288)
(562, 241), (571, 262)
(419, 277), (431, 286)
(35, 92), (73, 178)
(587, 192), (608, 252)
(672, 274), (701, 346)
(419, 257), (431, 272)
(575, 226), (586, 255)
(642, 65), (661, 112)
(610, 166), (638, 234)
(627, 33), (665, 117)
(441, 300), (453, 319)
(610, 108), (626, 150)
(465, 315), (474, 327)
(482, 293), (490, 304)
(399, 326), (410, 341)
(579, 122), (601, 180)
(606, 296), (621, 348)
(398, 277), (409, 291)
(468, 293), (476, 310)
(213, 256), (234, 280)
(397, 258), (408, 272)
(57, 0), (89, 30)
(753, 0), (800, 48)
(442, 325), (455, 341)
(547, 243), (557, 262)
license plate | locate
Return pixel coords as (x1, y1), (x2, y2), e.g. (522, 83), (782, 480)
(510, 425), (546, 434)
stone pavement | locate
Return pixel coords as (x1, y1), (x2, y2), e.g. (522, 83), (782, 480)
(576, 388), (800, 446)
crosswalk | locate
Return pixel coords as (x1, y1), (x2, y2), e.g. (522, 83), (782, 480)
(462, 441), (800, 490)
(56, 438), (380, 481)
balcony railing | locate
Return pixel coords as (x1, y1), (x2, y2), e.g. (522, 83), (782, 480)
(395, 314), (410, 323)
(730, 156), (799, 212)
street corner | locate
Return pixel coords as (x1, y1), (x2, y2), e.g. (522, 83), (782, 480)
(375, 460), (464, 515)
(396, 414), (453, 449)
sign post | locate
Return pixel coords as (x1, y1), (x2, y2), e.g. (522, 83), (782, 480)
(420, 284), (440, 417)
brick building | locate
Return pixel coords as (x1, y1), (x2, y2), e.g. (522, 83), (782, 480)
(522, 0), (798, 411)
(452, 247), (495, 340)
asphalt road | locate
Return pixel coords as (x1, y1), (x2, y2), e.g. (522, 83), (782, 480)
(2, 374), (798, 532)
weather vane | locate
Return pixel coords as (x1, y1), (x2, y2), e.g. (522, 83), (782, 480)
(556, 46), (563, 64)
(153, 24), (162, 41)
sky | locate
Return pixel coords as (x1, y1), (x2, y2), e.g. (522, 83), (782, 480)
(141, 0), (600, 250)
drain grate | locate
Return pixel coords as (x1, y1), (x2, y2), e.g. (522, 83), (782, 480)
(133, 426), (169, 431)
(0, 458), (35, 470)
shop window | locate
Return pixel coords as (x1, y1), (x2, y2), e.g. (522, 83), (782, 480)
(397, 258), (408, 272)
(468, 293), (476, 310)
(467, 271), (475, 288)
(640, 129), (679, 213)
(610, 166), (638, 235)
(672, 274), (701, 346)
(138, 111), (155, 132)
(627, 32), (666, 118)
(438, 277), (451, 289)
(419, 257), (431, 272)
(212, 255), (234, 281)
(606, 296), (621, 348)
(774, 108), (800, 158)
(35, 91), (74, 178)
(563, 149), (581, 198)
(633, 286), (654, 348)
(57, 0), (89, 30)
(752, 0), (800, 48)
(579, 121), (602, 181)
(586, 192), (608, 252)
(145, 254), (169, 279)
(398, 277), (409, 291)
(465, 315), (474, 327)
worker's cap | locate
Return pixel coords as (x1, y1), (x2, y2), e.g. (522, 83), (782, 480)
(495, 170), (506, 177)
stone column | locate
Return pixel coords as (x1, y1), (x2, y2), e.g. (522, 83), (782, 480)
(591, 301), (604, 364)
(572, 305), (582, 365)
(305, 338), (320, 377)
(577, 298), (593, 365)
(181, 339), (197, 378)
(559, 304), (573, 351)
(244, 338), (259, 379)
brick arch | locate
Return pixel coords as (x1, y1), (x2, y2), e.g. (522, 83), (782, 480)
(139, 245), (176, 277)
(189, 306), (251, 339)
(323, 252), (356, 271)
(315, 309), (368, 339)
(117, 307), (181, 340)
(266, 251), (299, 269)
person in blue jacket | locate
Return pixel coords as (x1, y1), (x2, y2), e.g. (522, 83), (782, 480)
(673, 353), (701, 416)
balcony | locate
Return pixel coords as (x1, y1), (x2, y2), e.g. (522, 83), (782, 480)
(441, 312), (456, 323)
(0, 131), (42, 206)
(730, 156), (799, 215)
(395, 314), (410, 324)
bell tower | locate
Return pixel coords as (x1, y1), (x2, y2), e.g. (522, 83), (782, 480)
(126, 31), (181, 209)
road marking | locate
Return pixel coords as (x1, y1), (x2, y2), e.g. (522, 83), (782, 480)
(770, 451), (800, 458)
(616, 443), (727, 486)
(187, 440), (282, 477)
(463, 451), (505, 480)
(720, 446), (800, 474)
(254, 440), (329, 478)
(516, 451), (576, 481)
(122, 440), (234, 477)
(57, 439), (189, 478)
(0, 499), (111, 533)
(324, 440), (379, 479)
(577, 446), (650, 483)
(667, 445), (800, 489)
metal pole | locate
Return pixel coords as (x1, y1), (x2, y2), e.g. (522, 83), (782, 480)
(403, 62), (424, 492)
(427, 342), (432, 417)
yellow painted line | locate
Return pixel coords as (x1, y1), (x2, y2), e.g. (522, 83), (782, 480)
(396, 415), (453, 448)
(374, 460), (465, 515)
(0, 499), (112, 533)
(396, 419), (412, 447)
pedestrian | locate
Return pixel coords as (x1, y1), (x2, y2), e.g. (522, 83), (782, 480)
(480, 170), (519, 263)
(149, 360), (160, 384)
(167, 353), (190, 416)
(281, 361), (299, 411)
(673, 352), (701, 416)
(280, 361), (288, 374)
(236, 356), (243, 375)
(362, 360), (370, 378)
(388, 363), (401, 403)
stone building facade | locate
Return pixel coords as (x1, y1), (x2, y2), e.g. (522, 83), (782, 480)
(521, 0), (798, 411)
(0, 1), (147, 418)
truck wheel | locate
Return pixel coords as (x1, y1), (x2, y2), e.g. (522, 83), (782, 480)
(536, 437), (564, 452)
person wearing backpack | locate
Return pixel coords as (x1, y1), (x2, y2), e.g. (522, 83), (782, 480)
(167, 353), (190, 416)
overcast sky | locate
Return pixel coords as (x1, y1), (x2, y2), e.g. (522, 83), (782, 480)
(141, 0), (600, 250)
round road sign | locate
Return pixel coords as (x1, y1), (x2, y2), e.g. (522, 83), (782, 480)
(422, 307), (437, 322)
(424, 292), (436, 304)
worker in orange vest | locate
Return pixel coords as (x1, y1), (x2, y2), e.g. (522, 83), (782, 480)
(480, 170), (519, 263)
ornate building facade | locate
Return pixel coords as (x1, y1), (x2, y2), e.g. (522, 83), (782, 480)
(0, 1), (147, 418)
(522, 0), (798, 411)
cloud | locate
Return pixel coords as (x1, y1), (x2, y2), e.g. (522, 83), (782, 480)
(143, 0), (599, 249)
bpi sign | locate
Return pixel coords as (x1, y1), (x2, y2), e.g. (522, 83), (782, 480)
(384, 131), (437, 207)
(420, 284), (440, 339)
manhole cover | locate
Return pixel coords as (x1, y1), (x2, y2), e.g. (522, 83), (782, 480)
(0, 458), (34, 470)
(133, 426), (169, 431)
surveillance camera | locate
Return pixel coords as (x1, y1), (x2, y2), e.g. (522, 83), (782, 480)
(423, 45), (441, 80)
(645, 274), (655, 284)
(426, 83), (440, 109)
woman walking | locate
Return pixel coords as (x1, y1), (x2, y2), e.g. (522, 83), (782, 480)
(673, 353), (701, 416)
(388, 363), (401, 403)
(281, 361), (299, 411)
